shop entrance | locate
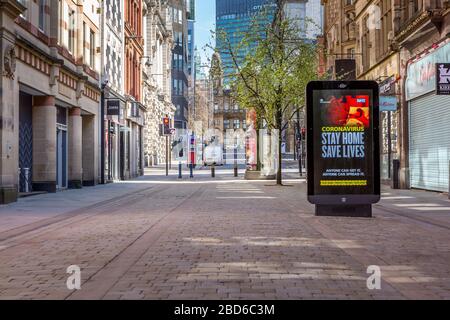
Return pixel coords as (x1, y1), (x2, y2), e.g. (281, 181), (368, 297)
(56, 106), (68, 189)
(19, 92), (33, 193)
(56, 126), (67, 189)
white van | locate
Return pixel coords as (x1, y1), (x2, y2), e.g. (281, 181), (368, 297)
(204, 145), (223, 166)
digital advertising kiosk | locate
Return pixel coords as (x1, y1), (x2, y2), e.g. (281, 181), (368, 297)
(306, 81), (380, 217)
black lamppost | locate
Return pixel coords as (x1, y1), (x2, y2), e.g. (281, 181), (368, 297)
(100, 82), (108, 185)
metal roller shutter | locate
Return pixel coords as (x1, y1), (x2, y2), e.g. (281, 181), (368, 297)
(409, 93), (450, 192)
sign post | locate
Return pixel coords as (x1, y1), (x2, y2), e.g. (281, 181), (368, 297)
(166, 135), (169, 176)
(306, 81), (380, 217)
(161, 116), (174, 176)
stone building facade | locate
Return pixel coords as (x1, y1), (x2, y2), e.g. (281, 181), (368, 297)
(321, 0), (357, 78)
(353, 0), (400, 182)
(353, 0), (450, 190)
(0, 0), (101, 204)
(392, 0), (450, 191)
(142, 0), (176, 167)
(321, 0), (450, 191)
(191, 77), (213, 136)
(102, 0), (126, 182)
(210, 52), (246, 136)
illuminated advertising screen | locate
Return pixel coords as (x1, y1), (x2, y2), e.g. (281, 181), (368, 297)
(306, 81), (380, 205)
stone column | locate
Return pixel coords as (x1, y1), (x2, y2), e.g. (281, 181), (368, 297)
(82, 115), (97, 186)
(0, 0), (25, 204)
(32, 96), (57, 192)
(68, 107), (82, 188)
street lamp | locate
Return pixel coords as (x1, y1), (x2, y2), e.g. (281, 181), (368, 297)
(100, 77), (109, 185)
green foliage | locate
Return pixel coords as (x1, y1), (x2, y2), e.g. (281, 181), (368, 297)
(214, 0), (324, 184)
(217, 4), (321, 130)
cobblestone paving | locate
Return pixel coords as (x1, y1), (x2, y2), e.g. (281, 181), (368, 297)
(0, 169), (449, 300)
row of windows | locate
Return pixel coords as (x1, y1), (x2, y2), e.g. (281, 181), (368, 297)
(172, 53), (184, 71)
(214, 103), (240, 111)
(361, 0), (392, 71)
(19, 0), (98, 69)
(171, 6), (184, 24)
(217, 119), (246, 129)
(126, 0), (141, 36)
(174, 31), (184, 47)
(172, 79), (186, 96)
(126, 50), (141, 100)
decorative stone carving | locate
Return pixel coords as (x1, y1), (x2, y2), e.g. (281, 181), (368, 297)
(76, 81), (86, 99)
(3, 45), (16, 79)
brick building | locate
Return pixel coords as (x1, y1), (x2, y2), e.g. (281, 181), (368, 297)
(123, 0), (145, 179)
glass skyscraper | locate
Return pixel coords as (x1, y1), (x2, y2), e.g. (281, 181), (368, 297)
(216, 0), (323, 83)
(216, 0), (276, 83)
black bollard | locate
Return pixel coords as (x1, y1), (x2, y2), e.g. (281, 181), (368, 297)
(234, 162), (238, 177)
(211, 165), (215, 178)
(178, 162), (182, 179)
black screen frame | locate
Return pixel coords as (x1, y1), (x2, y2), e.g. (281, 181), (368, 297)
(306, 81), (381, 205)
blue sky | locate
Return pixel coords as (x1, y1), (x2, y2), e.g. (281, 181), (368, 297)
(194, 0), (215, 67)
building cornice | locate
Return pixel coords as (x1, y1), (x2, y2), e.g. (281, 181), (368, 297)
(357, 50), (398, 80)
(16, 35), (100, 95)
(394, 11), (434, 44)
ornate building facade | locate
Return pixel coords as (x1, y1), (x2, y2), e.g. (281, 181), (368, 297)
(0, 0), (102, 204)
(102, 0), (126, 182)
(392, 0), (450, 191)
(210, 52), (247, 137)
(321, 0), (357, 78)
(142, 0), (176, 166)
(353, 0), (399, 183)
(322, 0), (450, 192)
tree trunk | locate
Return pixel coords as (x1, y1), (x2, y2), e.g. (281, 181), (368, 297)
(276, 110), (283, 185)
(256, 117), (261, 172)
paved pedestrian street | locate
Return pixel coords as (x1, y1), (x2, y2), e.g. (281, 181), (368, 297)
(0, 167), (449, 300)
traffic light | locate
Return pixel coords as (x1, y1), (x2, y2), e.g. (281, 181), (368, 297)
(301, 128), (306, 141)
(163, 117), (171, 135)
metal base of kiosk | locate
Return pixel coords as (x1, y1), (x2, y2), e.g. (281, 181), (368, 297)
(315, 204), (372, 218)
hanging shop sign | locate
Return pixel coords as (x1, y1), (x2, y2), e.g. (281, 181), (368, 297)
(436, 63), (450, 95)
(379, 76), (398, 112)
(379, 75), (396, 95)
(306, 81), (380, 217)
(107, 99), (120, 116)
(380, 96), (398, 112)
(406, 41), (450, 100)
